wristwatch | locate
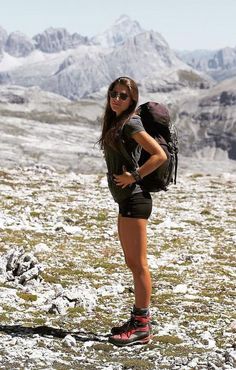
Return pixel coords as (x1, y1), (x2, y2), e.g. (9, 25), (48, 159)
(131, 169), (142, 183)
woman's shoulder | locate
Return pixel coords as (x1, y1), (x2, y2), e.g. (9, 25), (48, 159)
(123, 114), (145, 138)
(126, 114), (143, 128)
(129, 114), (142, 123)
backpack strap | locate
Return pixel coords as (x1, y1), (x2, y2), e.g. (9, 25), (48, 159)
(171, 124), (178, 184)
(174, 152), (178, 184)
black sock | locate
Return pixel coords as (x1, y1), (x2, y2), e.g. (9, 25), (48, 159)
(133, 305), (150, 316)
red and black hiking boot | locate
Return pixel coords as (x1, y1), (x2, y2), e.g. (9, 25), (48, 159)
(109, 312), (152, 347)
(111, 309), (152, 335)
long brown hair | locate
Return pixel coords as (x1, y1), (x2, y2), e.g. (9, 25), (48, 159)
(99, 76), (139, 150)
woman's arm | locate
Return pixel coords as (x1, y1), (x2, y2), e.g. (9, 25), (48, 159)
(114, 131), (167, 188)
(132, 131), (167, 178)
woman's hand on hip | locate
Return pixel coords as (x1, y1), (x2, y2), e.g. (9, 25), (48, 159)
(113, 168), (135, 188)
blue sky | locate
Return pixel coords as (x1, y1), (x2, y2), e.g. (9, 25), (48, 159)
(0, 0), (235, 50)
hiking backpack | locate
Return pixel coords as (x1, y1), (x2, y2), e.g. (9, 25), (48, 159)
(120, 101), (178, 192)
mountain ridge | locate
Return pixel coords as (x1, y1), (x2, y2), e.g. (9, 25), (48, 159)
(0, 15), (235, 165)
(0, 15), (210, 99)
(177, 46), (236, 81)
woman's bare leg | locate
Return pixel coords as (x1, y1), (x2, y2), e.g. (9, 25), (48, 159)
(118, 215), (151, 308)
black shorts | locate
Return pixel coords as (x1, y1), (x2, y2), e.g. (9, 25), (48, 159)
(118, 191), (152, 219)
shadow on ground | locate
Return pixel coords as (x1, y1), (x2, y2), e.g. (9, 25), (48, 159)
(0, 324), (109, 343)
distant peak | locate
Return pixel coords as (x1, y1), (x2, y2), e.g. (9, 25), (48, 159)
(114, 14), (132, 24)
(42, 27), (69, 34)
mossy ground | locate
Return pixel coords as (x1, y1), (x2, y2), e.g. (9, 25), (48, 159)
(0, 168), (235, 369)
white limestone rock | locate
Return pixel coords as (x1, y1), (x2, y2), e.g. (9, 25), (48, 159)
(5, 31), (35, 57)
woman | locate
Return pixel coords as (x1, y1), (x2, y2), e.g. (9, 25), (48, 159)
(99, 76), (167, 346)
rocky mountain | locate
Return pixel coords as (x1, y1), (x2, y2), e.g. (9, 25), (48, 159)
(177, 46), (236, 81)
(5, 31), (35, 57)
(0, 26), (8, 46)
(0, 26), (8, 60)
(0, 16), (235, 165)
(33, 27), (89, 53)
(91, 14), (145, 48)
(41, 30), (206, 100)
(0, 79), (235, 173)
(0, 85), (104, 172)
(175, 76), (236, 160)
(0, 16), (209, 99)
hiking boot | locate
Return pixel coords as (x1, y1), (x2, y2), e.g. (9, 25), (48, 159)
(109, 313), (152, 347)
(111, 310), (151, 335)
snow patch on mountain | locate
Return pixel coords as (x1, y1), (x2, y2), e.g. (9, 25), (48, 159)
(0, 49), (53, 71)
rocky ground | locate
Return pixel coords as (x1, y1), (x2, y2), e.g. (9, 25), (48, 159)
(0, 162), (236, 370)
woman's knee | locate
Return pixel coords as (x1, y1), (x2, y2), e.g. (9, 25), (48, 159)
(125, 258), (149, 274)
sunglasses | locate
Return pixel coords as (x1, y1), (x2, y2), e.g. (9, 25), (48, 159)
(109, 90), (129, 101)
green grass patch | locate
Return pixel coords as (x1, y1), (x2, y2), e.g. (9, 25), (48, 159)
(160, 344), (207, 357)
(120, 358), (154, 370)
(17, 292), (38, 302)
(67, 306), (85, 317)
(155, 335), (183, 345)
(169, 236), (190, 248)
(206, 226), (225, 235)
(183, 220), (202, 226)
(153, 292), (175, 305)
(200, 208), (212, 216)
(95, 210), (109, 222)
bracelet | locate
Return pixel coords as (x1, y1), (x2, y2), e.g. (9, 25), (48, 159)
(131, 169), (142, 183)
